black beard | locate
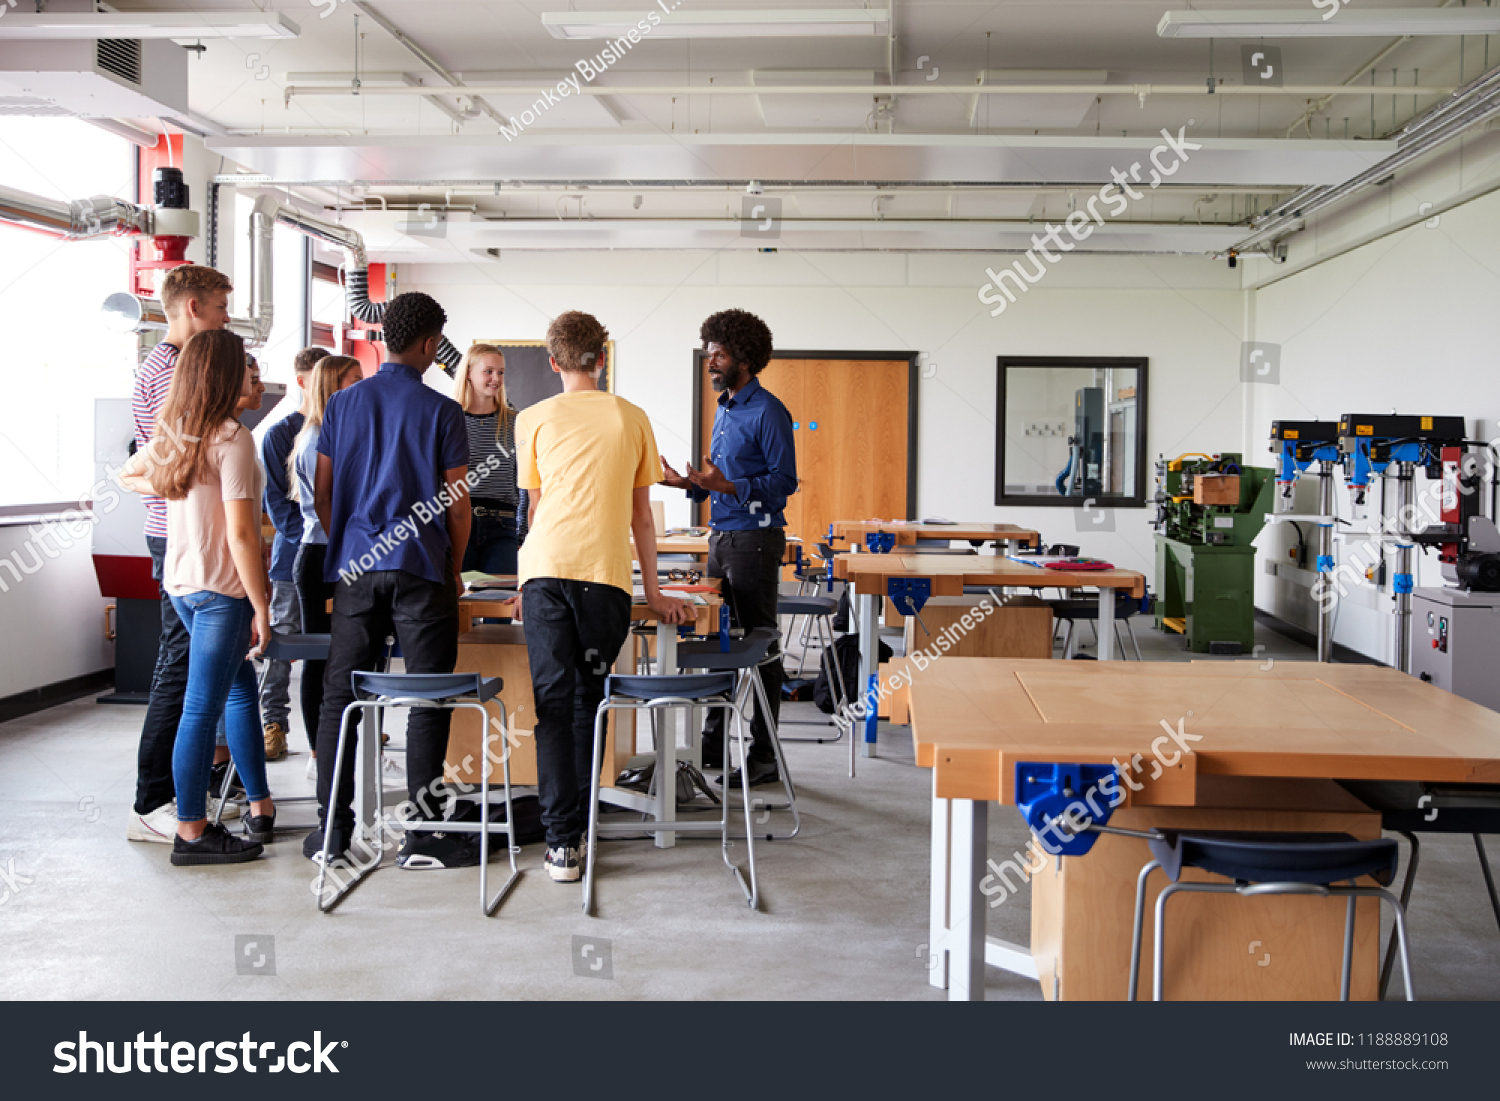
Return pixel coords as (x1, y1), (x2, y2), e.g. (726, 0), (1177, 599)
(709, 374), (728, 392)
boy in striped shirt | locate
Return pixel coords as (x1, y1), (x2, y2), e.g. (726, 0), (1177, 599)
(126, 264), (236, 844)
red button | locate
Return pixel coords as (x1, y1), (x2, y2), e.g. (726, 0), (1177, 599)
(1432, 640), (1439, 648)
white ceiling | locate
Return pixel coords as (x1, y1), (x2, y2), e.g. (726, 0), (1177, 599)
(79, 1), (1491, 255)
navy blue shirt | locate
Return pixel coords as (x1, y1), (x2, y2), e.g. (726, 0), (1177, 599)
(687, 376), (798, 529)
(318, 363), (469, 584)
(260, 410), (305, 582)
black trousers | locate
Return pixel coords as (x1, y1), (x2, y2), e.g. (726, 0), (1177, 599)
(294, 542), (332, 752)
(703, 528), (785, 763)
(521, 577), (631, 847)
(315, 568), (459, 834)
(135, 535), (190, 814)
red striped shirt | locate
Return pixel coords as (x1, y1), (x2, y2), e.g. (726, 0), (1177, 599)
(131, 341), (178, 540)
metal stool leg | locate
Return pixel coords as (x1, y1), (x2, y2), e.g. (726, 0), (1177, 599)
(1380, 831), (1420, 999)
(727, 697), (758, 910)
(472, 699), (520, 916)
(1475, 834), (1500, 935)
(316, 701), (383, 914)
(1127, 860), (1160, 1001)
(1340, 889), (1357, 1001)
(744, 667), (801, 841)
(779, 614), (845, 744)
(1152, 882), (1184, 1001)
(582, 702), (610, 915)
(1125, 617), (1143, 661)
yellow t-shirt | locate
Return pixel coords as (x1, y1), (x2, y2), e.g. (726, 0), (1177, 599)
(516, 389), (660, 594)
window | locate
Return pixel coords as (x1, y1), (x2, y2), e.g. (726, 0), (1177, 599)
(0, 118), (135, 508)
(995, 356), (1148, 508)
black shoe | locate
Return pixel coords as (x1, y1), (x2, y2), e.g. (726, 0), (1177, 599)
(170, 823), (263, 866)
(716, 759), (781, 788)
(209, 760), (245, 800)
(303, 825), (353, 865)
(396, 830), (480, 870)
(544, 841), (582, 883)
(242, 812), (276, 844)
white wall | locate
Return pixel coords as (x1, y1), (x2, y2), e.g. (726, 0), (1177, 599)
(406, 251), (1245, 578)
(1247, 172), (1500, 663)
(0, 525), (113, 699)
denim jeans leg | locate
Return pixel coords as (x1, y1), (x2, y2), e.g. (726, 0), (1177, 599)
(171, 593), (254, 823)
(702, 529), (786, 763)
(135, 536), (190, 815)
(258, 579), (300, 729)
(225, 656), (269, 803)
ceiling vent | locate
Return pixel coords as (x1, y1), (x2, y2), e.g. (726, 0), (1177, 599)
(95, 39), (143, 86)
(0, 34), (184, 116)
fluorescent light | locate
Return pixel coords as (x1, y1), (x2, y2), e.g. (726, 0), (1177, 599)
(1158, 8), (1500, 38)
(0, 12), (300, 40)
(542, 9), (891, 40)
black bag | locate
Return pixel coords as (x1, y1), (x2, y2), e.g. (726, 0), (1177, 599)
(814, 634), (891, 714)
(452, 794), (546, 846)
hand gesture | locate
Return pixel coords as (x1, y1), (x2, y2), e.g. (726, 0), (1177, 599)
(659, 456), (692, 490)
(686, 454), (735, 495)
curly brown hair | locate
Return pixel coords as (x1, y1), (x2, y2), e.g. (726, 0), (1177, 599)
(546, 311), (609, 373)
(700, 309), (773, 375)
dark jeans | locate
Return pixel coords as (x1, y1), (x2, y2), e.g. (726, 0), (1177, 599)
(462, 512), (519, 576)
(703, 528), (785, 764)
(521, 578), (630, 846)
(295, 542), (332, 751)
(315, 568), (459, 835)
(169, 592), (269, 821)
(135, 535), (190, 815)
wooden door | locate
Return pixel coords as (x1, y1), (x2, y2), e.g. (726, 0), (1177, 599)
(697, 355), (913, 562)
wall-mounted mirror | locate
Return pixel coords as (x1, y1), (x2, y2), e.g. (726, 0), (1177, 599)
(995, 356), (1148, 508)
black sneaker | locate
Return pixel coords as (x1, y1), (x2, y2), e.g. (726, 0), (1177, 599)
(545, 842), (581, 883)
(170, 823), (263, 866)
(716, 758), (781, 788)
(396, 830), (480, 870)
(303, 825), (353, 865)
(208, 760), (245, 800)
(242, 812), (276, 844)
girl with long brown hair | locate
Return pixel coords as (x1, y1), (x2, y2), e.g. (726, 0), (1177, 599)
(451, 343), (524, 575)
(120, 329), (275, 866)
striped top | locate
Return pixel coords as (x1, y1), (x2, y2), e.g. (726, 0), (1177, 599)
(131, 340), (179, 541)
(463, 409), (519, 506)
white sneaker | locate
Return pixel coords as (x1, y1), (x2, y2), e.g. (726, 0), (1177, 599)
(126, 802), (179, 844)
(206, 795), (242, 821)
(306, 755), (318, 781)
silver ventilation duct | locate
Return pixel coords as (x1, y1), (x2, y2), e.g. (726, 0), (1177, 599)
(0, 183), (156, 239)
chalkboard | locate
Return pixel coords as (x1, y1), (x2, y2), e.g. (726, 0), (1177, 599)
(478, 340), (614, 412)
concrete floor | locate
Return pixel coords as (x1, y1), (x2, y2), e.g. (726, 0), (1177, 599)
(1, 616), (1496, 1000)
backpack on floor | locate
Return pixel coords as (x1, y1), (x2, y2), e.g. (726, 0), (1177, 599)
(814, 634), (891, 714)
(452, 793), (546, 846)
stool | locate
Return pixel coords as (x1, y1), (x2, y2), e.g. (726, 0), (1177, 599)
(1338, 779), (1500, 998)
(1051, 592), (1153, 660)
(677, 627), (800, 840)
(1127, 830), (1415, 1001)
(211, 633), (332, 831)
(315, 672), (520, 916)
(776, 595), (850, 752)
(584, 672), (757, 913)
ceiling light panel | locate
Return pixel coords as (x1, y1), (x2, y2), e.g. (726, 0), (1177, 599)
(543, 9), (891, 40)
(1158, 8), (1500, 38)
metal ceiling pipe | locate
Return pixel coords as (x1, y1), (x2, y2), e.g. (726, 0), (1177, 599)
(1233, 64), (1500, 253)
(351, 1), (506, 128)
(0, 183), (153, 239)
(272, 202), (368, 268)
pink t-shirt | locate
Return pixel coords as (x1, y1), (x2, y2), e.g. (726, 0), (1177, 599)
(164, 421), (262, 599)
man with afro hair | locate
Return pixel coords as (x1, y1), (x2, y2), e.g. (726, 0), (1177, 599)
(661, 309), (797, 787)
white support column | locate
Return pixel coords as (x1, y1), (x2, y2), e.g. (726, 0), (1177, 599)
(929, 784), (951, 990)
(653, 622), (679, 848)
(948, 797), (988, 1001)
(1096, 587), (1117, 661)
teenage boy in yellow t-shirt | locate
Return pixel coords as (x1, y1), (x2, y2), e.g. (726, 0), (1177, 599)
(516, 311), (692, 882)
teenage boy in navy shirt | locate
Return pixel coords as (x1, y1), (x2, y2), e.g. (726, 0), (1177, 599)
(309, 292), (475, 868)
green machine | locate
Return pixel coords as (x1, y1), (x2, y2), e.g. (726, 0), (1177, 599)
(1151, 453), (1274, 654)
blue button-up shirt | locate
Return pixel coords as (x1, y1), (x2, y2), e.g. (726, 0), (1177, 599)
(260, 410), (305, 582)
(318, 363), (468, 584)
(688, 376), (798, 529)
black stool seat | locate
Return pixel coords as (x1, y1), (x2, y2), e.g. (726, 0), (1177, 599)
(605, 672), (737, 701)
(1149, 830), (1399, 886)
(1049, 598), (1143, 621)
(352, 671), (502, 703)
(777, 595), (838, 617)
(264, 632), (331, 661)
(676, 627), (779, 672)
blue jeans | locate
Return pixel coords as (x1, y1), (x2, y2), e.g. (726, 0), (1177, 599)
(169, 591), (270, 822)
(461, 513), (519, 575)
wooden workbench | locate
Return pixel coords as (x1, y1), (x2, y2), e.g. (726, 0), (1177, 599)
(834, 553), (1147, 757)
(910, 657), (1500, 1001)
(831, 520), (1040, 549)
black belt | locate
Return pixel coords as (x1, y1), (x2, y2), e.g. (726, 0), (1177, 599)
(471, 498), (516, 519)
